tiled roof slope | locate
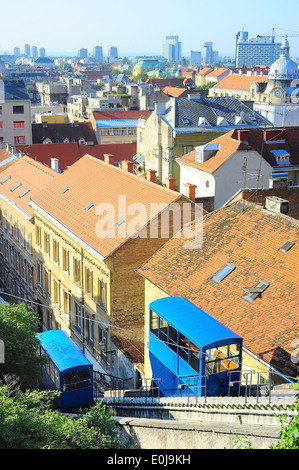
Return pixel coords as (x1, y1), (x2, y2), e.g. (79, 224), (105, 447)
(92, 110), (151, 121)
(32, 154), (182, 258)
(176, 131), (250, 173)
(213, 74), (267, 91)
(138, 200), (299, 378)
(32, 122), (97, 144)
(0, 156), (58, 216)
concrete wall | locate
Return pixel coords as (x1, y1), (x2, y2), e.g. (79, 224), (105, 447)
(114, 416), (281, 449)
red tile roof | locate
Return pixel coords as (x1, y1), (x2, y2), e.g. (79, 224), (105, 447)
(14, 142), (137, 172)
(138, 200), (299, 378)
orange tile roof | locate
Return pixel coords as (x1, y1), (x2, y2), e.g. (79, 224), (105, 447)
(0, 156), (58, 216)
(176, 131), (249, 174)
(197, 67), (213, 76)
(213, 74), (267, 91)
(32, 154), (182, 258)
(162, 87), (187, 98)
(206, 68), (229, 78)
(138, 200), (299, 378)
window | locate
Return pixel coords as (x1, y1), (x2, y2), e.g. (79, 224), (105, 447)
(21, 226), (25, 247)
(27, 232), (32, 254)
(37, 262), (43, 287)
(53, 279), (60, 306)
(279, 240), (295, 253)
(168, 324), (178, 353)
(85, 268), (93, 296)
(3, 210), (7, 229)
(0, 122), (3, 129)
(150, 310), (159, 336)
(13, 105), (24, 114)
(178, 332), (189, 363)
(211, 263), (236, 284)
(36, 225), (41, 247)
(204, 343), (240, 376)
(159, 317), (168, 344)
(98, 326), (107, 358)
(189, 342), (200, 373)
(63, 291), (70, 315)
(87, 315), (94, 343)
(45, 272), (51, 296)
(44, 232), (50, 255)
(52, 239), (59, 263)
(13, 121), (25, 129)
(14, 136), (25, 144)
(62, 248), (69, 273)
(75, 302), (83, 331)
(98, 279), (106, 309)
(8, 215), (12, 235)
(73, 258), (80, 283)
(14, 221), (18, 241)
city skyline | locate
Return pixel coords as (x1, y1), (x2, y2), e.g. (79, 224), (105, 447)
(1, 0), (299, 58)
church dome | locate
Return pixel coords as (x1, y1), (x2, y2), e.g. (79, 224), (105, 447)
(268, 38), (299, 81)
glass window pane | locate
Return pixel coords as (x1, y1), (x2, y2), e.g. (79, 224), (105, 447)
(189, 342), (200, 373)
(178, 333), (189, 363)
(150, 310), (158, 336)
(168, 324), (177, 353)
(159, 317), (168, 343)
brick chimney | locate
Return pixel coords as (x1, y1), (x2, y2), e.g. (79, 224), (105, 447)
(122, 160), (134, 173)
(184, 183), (197, 200)
(104, 154), (115, 165)
(166, 177), (176, 191)
(146, 169), (156, 183)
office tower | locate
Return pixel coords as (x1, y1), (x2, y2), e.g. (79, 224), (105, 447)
(93, 45), (103, 62)
(108, 47), (118, 62)
(78, 48), (88, 59)
(162, 35), (182, 62)
(39, 47), (46, 57)
(31, 46), (38, 58)
(190, 51), (202, 65)
(24, 44), (30, 57)
(14, 47), (20, 56)
(235, 31), (248, 60)
(202, 42), (219, 66)
(236, 34), (281, 67)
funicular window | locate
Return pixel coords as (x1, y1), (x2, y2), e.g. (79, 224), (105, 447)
(204, 343), (240, 376)
(189, 342), (200, 373)
(62, 368), (92, 392)
(150, 310), (159, 336)
(159, 317), (168, 344)
(178, 332), (189, 363)
(168, 324), (178, 353)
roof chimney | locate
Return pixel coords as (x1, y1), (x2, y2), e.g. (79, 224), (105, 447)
(122, 160), (134, 173)
(265, 196), (289, 215)
(104, 154), (115, 165)
(146, 169), (156, 183)
(166, 177), (176, 191)
(51, 158), (59, 172)
(184, 183), (197, 200)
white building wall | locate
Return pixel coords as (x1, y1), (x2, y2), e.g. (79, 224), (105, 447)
(254, 102), (299, 127)
(178, 163), (215, 199)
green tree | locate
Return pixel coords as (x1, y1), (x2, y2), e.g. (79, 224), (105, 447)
(0, 302), (42, 389)
(0, 382), (123, 449)
(274, 382), (299, 449)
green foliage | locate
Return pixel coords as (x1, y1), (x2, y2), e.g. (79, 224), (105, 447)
(0, 302), (43, 389)
(274, 382), (299, 449)
(233, 434), (252, 449)
(196, 82), (217, 90)
(0, 382), (124, 449)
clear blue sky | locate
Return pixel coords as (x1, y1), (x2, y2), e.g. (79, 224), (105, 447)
(1, 0), (299, 58)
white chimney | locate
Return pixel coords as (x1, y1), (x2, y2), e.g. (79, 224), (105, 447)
(51, 158), (59, 172)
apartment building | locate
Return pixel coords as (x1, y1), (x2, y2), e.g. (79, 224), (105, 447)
(0, 156), (57, 310)
(29, 154), (195, 382)
(0, 79), (32, 146)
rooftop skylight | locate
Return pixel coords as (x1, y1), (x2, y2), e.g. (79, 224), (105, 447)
(279, 240), (295, 253)
(19, 189), (30, 198)
(10, 183), (22, 192)
(61, 188), (69, 195)
(1, 176), (11, 184)
(242, 280), (269, 304)
(211, 263), (236, 284)
(85, 203), (94, 211)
